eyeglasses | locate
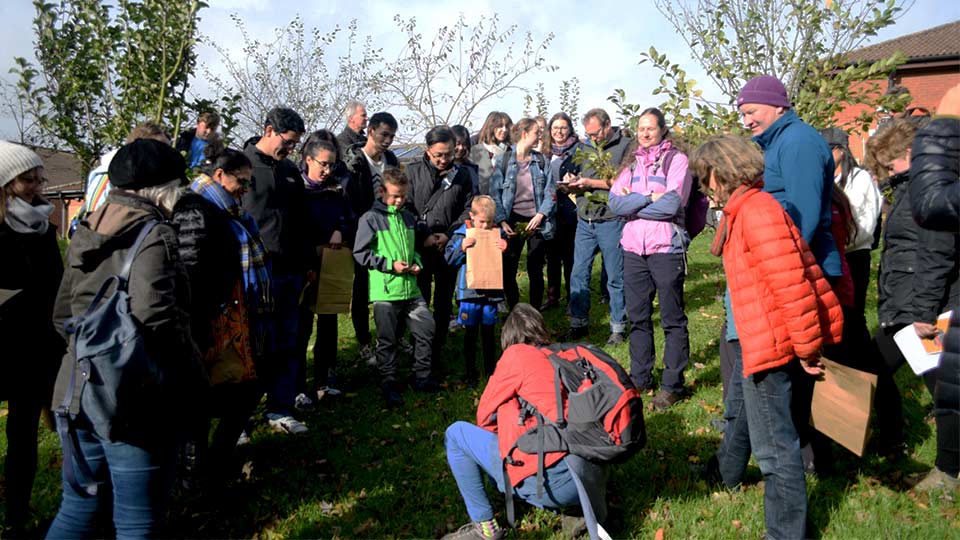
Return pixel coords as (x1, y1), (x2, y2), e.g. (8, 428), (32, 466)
(308, 156), (336, 169)
(277, 132), (299, 149)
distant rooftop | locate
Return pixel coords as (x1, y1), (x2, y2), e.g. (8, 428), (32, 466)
(844, 20), (960, 64)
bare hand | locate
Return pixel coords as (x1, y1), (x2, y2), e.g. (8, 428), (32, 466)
(392, 261), (410, 274)
(799, 356), (823, 376)
(328, 230), (343, 250)
(500, 221), (515, 237)
(409, 264), (421, 276)
(527, 213), (544, 232)
(914, 321), (940, 338)
(462, 237), (477, 251)
(434, 233), (449, 250)
(496, 238), (508, 251)
(650, 192), (665, 202)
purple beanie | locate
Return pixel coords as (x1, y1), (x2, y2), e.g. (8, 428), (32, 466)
(737, 75), (792, 108)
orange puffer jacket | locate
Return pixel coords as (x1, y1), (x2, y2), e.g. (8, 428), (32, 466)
(716, 186), (843, 376)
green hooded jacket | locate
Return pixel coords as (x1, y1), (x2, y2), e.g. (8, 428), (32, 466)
(353, 199), (423, 302)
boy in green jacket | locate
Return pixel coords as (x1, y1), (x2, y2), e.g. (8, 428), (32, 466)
(354, 168), (438, 406)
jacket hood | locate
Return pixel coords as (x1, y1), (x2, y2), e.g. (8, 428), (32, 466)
(243, 135), (262, 150)
(68, 191), (166, 272)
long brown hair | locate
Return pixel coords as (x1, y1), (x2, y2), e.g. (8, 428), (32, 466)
(501, 303), (552, 349)
(478, 111), (513, 146)
(689, 135), (765, 196)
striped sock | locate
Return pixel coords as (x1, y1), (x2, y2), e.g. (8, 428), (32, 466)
(478, 519), (501, 538)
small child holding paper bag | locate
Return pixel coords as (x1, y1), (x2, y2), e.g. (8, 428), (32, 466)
(445, 195), (508, 385)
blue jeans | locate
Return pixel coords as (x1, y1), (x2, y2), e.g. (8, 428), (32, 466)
(715, 341), (807, 540)
(444, 421), (579, 522)
(265, 271), (304, 415)
(47, 427), (176, 539)
(569, 220), (626, 333)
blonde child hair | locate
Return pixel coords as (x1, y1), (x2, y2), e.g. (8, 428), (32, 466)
(470, 195), (496, 222)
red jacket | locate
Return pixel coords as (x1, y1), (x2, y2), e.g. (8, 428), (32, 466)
(716, 187), (843, 376)
(476, 343), (567, 487)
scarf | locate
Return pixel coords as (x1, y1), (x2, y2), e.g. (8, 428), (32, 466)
(190, 174), (273, 313)
(301, 170), (343, 193)
(550, 135), (578, 157)
(710, 184), (753, 257)
(635, 138), (674, 172)
(5, 196), (53, 234)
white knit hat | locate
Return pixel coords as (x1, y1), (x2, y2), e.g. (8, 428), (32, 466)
(0, 140), (44, 188)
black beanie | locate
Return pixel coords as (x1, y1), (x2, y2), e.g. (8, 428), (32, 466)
(108, 139), (186, 189)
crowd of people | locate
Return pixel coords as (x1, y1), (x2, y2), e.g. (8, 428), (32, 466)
(0, 76), (956, 540)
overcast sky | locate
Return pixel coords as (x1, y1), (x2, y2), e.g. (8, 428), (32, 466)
(1, 0), (958, 141)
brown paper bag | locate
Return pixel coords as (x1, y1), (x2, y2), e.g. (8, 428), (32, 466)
(465, 228), (503, 290)
(312, 247), (354, 314)
(809, 357), (877, 457)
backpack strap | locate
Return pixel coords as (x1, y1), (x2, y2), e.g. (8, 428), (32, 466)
(119, 221), (160, 282)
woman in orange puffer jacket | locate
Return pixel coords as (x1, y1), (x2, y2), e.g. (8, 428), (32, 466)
(690, 135), (842, 540)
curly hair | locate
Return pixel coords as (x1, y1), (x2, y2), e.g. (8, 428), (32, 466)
(865, 118), (919, 179)
(689, 135), (765, 195)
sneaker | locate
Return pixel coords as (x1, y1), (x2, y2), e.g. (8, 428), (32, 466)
(236, 430), (251, 447)
(382, 383), (403, 408)
(912, 467), (960, 492)
(651, 389), (682, 411)
(563, 326), (589, 342)
(442, 522), (505, 540)
(540, 299), (560, 311)
(449, 317), (463, 332)
(560, 515), (587, 538)
(606, 332), (626, 346)
(316, 386), (343, 400)
(412, 377), (441, 393)
(294, 393), (315, 412)
(689, 454), (724, 487)
(497, 301), (510, 315)
(710, 417), (728, 433)
(359, 343), (376, 366)
(266, 413), (309, 435)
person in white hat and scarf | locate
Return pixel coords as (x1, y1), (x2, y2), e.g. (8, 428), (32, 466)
(0, 140), (65, 536)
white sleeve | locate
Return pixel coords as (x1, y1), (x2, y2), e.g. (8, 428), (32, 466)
(841, 167), (881, 251)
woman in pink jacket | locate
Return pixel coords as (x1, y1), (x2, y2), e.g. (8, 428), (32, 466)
(608, 108), (693, 411)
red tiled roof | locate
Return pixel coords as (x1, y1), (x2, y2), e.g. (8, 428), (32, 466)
(845, 20), (960, 64)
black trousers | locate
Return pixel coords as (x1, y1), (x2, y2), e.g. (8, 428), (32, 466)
(546, 220), (576, 304)
(503, 212), (548, 309)
(351, 261), (372, 346)
(417, 248), (457, 357)
(845, 249), (872, 314)
(463, 323), (497, 381)
(297, 308), (338, 392)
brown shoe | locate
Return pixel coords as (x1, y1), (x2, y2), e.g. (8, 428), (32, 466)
(651, 390), (682, 411)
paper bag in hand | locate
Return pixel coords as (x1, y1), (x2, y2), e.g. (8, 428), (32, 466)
(465, 228), (503, 290)
(810, 357), (877, 457)
(312, 247), (354, 314)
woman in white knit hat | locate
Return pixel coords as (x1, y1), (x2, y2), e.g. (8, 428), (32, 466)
(0, 140), (65, 536)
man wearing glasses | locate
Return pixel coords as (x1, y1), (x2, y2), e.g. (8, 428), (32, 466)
(243, 107), (310, 435)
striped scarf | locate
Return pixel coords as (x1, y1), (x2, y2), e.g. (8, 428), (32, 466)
(190, 174), (273, 314)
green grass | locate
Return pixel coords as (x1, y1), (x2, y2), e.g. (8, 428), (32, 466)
(3, 235), (958, 539)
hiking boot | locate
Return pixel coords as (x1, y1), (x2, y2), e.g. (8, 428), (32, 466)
(412, 377), (441, 393)
(563, 326), (589, 342)
(560, 515), (587, 538)
(912, 467), (960, 493)
(266, 413), (309, 435)
(442, 521), (505, 540)
(382, 383), (403, 408)
(294, 393), (315, 412)
(540, 299), (560, 311)
(359, 343), (377, 366)
(651, 389), (682, 411)
(689, 454), (724, 487)
(606, 332), (627, 346)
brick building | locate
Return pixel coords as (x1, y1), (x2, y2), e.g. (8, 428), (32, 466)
(832, 20), (960, 161)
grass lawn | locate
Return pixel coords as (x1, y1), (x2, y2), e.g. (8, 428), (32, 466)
(2, 234), (958, 539)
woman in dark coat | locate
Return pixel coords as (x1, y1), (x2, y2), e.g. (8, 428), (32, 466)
(0, 141), (64, 536)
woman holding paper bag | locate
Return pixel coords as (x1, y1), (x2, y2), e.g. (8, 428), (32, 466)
(489, 117), (556, 310)
(689, 135), (842, 540)
(295, 131), (352, 405)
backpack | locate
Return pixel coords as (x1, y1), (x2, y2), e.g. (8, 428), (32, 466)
(55, 221), (163, 496)
(502, 343), (646, 525)
(632, 150), (709, 239)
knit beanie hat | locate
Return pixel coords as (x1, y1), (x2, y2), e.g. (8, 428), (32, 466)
(819, 127), (849, 148)
(108, 139), (187, 190)
(737, 75), (792, 109)
(0, 140), (44, 188)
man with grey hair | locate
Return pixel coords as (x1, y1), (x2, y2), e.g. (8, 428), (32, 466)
(337, 100), (368, 150)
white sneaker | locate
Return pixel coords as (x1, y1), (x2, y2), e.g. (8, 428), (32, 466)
(236, 430), (251, 446)
(294, 393), (315, 412)
(448, 318), (463, 332)
(317, 386), (343, 399)
(266, 414), (309, 435)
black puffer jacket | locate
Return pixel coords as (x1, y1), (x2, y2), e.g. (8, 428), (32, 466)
(0, 215), (64, 401)
(877, 173), (959, 329)
(343, 143), (399, 226)
(241, 141), (308, 273)
(52, 191), (204, 445)
(171, 192), (242, 353)
(405, 155), (474, 245)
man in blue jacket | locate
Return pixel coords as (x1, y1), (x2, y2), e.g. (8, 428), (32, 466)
(736, 75), (842, 477)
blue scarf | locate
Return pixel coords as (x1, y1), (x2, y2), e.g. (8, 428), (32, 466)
(190, 174), (273, 314)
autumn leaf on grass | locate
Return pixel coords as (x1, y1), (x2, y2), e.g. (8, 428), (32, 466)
(655, 527), (665, 540)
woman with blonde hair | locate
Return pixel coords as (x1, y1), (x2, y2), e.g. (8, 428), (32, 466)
(690, 134), (842, 540)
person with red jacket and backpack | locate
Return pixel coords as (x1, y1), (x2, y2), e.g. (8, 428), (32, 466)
(442, 304), (583, 540)
(690, 135), (843, 540)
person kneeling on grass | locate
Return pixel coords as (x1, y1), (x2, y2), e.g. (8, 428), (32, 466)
(444, 195), (508, 386)
(353, 167), (438, 407)
(442, 304), (584, 540)
(689, 135), (843, 540)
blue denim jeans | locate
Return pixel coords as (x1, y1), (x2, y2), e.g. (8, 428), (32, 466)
(46, 427), (176, 540)
(569, 219), (626, 333)
(265, 271), (304, 415)
(444, 421), (579, 522)
(715, 341), (807, 540)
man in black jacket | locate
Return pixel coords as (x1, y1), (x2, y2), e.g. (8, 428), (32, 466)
(337, 100), (368, 151)
(242, 107), (309, 434)
(406, 126), (475, 360)
(909, 86), (960, 492)
(344, 112), (400, 362)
